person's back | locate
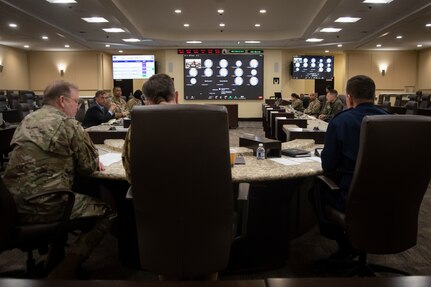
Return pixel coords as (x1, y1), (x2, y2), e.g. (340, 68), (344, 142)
(321, 75), (388, 212)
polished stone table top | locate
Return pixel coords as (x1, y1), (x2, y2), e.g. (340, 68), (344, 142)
(92, 139), (323, 183)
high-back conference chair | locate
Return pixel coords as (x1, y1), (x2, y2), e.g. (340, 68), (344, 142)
(315, 115), (431, 276)
(130, 104), (234, 279)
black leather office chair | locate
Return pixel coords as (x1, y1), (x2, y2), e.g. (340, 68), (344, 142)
(419, 94), (430, 109)
(313, 115), (431, 276)
(130, 104), (234, 279)
(405, 100), (418, 115)
(0, 177), (75, 277)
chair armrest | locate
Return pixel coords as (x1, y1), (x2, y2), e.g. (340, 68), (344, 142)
(24, 189), (75, 222)
(234, 183), (249, 241)
(316, 175), (340, 191)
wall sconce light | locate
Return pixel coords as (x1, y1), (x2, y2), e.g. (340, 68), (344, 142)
(379, 65), (387, 76)
(0, 64), (3, 73)
(60, 69), (64, 77)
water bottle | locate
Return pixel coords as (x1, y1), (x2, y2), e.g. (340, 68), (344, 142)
(256, 143), (266, 160)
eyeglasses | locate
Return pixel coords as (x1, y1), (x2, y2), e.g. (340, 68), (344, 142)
(63, 96), (82, 108)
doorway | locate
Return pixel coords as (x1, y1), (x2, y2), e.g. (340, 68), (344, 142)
(315, 78), (334, 96)
(113, 79), (133, 101)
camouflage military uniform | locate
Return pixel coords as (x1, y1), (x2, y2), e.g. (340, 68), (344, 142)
(112, 96), (130, 117)
(291, 98), (304, 111)
(3, 105), (115, 257)
(122, 127), (132, 184)
(320, 97), (345, 121)
(127, 97), (142, 112)
(304, 98), (322, 116)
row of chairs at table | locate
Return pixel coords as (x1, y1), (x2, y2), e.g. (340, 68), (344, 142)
(0, 90), (42, 123)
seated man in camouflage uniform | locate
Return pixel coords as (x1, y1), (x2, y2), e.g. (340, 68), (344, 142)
(304, 92), (321, 116)
(2, 80), (116, 278)
(290, 93), (304, 112)
(111, 86), (130, 118)
(318, 89), (345, 122)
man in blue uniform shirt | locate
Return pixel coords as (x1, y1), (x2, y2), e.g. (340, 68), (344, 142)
(82, 90), (116, 128)
(321, 75), (388, 212)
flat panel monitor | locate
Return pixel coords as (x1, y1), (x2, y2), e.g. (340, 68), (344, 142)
(184, 54), (264, 100)
(291, 55), (334, 80)
(112, 55), (155, 79)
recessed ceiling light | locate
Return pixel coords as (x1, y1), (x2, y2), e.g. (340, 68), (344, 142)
(9, 23), (17, 28)
(174, 9), (182, 14)
(245, 40), (261, 44)
(42, 36), (48, 40)
(64, 44), (70, 48)
(186, 41), (202, 44)
(320, 28), (342, 33)
(255, 24), (261, 27)
(306, 38), (323, 42)
(24, 45), (30, 48)
(105, 44), (110, 47)
(122, 38), (140, 42)
(376, 44), (382, 47)
(259, 9), (267, 14)
(219, 23), (225, 27)
(46, 0), (76, 3)
(396, 35), (403, 39)
(337, 44), (343, 47)
(82, 17), (109, 23)
(417, 44), (423, 47)
(335, 17), (361, 23)
(363, 0), (393, 3)
(118, 50), (123, 53)
(184, 23), (190, 27)
(102, 28), (125, 33)
(325, 50), (329, 53)
(217, 9), (224, 14)
(426, 24), (431, 27)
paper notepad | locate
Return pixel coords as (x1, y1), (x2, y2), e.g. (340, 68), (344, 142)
(99, 153), (122, 166)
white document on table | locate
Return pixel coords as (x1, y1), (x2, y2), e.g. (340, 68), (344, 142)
(269, 157), (301, 166)
(308, 156), (322, 163)
(99, 153), (122, 166)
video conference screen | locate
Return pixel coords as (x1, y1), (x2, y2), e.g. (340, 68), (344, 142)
(184, 54), (264, 100)
(291, 55), (334, 80)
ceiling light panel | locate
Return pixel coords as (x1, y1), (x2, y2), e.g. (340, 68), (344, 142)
(82, 17), (109, 23)
(363, 0), (393, 3)
(122, 38), (140, 42)
(306, 38), (323, 42)
(320, 28), (342, 33)
(335, 17), (361, 23)
(186, 41), (202, 44)
(46, 0), (77, 3)
(102, 28), (125, 33)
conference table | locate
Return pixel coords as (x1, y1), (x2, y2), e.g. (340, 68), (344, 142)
(87, 139), (323, 272)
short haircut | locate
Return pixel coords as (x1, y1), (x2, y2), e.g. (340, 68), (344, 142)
(346, 75), (375, 100)
(291, 93), (300, 99)
(113, 86), (121, 91)
(328, 89), (338, 96)
(42, 80), (79, 105)
(95, 90), (106, 98)
(133, 89), (143, 99)
(142, 74), (175, 104)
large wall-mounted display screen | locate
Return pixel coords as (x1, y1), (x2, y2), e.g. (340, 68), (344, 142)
(183, 54), (264, 100)
(291, 55), (334, 80)
(112, 55), (155, 79)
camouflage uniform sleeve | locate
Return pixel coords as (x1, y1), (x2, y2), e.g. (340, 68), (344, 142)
(311, 100), (321, 114)
(66, 119), (99, 174)
(121, 99), (130, 117)
(122, 127), (132, 183)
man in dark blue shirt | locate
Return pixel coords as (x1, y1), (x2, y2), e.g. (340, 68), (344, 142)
(82, 90), (116, 128)
(321, 75), (388, 212)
